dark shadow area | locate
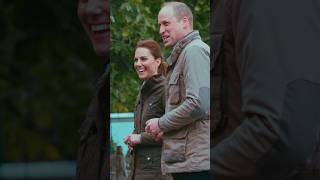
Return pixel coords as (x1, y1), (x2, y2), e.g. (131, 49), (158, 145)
(0, 1), (104, 179)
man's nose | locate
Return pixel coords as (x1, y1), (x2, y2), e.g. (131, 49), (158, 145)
(159, 25), (165, 35)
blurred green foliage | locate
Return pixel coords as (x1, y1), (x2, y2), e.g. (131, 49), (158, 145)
(110, 0), (210, 112)
(0, 1), (103, 162)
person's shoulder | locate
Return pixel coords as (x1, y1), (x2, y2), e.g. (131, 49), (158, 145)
(185, 39), (209, 52)
(182, 41), (210, 58)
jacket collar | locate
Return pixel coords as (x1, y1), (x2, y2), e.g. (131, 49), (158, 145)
(141, 74), (164, 91)
(167, 30), (201, 66)
(140, 74), (164, 98)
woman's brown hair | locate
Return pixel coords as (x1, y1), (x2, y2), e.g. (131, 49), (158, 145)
(135, 39), (168, 76)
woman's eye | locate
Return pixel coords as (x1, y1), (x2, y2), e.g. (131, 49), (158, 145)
(141, 57), (147, 61)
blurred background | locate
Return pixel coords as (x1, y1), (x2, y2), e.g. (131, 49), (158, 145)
(110, 0), (210, 179)
(0, 1), (104, 179)
(0, 0), (210, 179)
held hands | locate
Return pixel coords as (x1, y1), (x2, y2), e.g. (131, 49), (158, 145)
(123, 134), (141, 150)
(124, 118), (163, 151)
(145, 118), (164, 141)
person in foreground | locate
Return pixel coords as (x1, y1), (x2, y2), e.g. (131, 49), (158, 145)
(124, 39), (172, 180)
(76, 0), (109, 179)
(211, 0), (320, 179)
(145, 2), (210, 180)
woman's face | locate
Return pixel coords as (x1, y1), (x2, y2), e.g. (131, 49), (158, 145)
(78, 0), (109, 57)
(134, 48), (161, 80)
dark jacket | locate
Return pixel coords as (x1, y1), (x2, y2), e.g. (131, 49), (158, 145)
(130, 74), (172, 180)
(211, 0), (320, 179)
(76, 64), (109, 180)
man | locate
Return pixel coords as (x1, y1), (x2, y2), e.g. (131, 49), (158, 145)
(145, 2), (210, 180)
(76, 0), (109, 179)
(211, 0), (320, 179)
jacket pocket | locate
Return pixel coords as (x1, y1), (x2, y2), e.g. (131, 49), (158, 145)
(144, 152), (161, 171)
(162, 126), (189, 164)
(147, 96), (161, 111)
(143, 96), (165, 126)
(76, 125), (100, 179)
(136, 147), (162, 171)
(168, 72), (181, 105)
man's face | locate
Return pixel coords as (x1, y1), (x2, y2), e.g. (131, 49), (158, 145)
(158, 6), (185, 48)
(78, 0), (109, 57)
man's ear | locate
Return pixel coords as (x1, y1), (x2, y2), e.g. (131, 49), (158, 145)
(182, 16), (190, 29)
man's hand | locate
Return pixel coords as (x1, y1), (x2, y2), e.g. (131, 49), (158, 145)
(145, 118), (162, 137)
(154, 131), (164, 141)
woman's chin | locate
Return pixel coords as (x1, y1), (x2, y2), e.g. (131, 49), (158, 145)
(93, 44), (109, 57)
(138, 75), (148, 80)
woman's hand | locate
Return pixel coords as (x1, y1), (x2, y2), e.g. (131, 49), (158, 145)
(123, 134), (141, 150)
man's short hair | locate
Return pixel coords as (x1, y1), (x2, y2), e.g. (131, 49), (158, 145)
(161, 1), (193, 27)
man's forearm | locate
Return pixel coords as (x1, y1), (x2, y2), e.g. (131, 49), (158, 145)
(159, 97), (206, 132)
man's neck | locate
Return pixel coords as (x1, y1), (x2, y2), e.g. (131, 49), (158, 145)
(172, 30), (195, 48)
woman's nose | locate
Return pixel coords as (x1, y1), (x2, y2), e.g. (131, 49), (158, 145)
(136, 59), (143, 66)
(85, 1), (104, 15)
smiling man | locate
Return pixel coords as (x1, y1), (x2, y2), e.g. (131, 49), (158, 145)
(76, 0), (109, 180)
(145, 2), (210, 180)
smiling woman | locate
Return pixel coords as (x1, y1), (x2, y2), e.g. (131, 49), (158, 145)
(123, 40), (172, 180)
(76, 0), (109, 180)
(78, 0), (109, 57)
(133, 40), (163, 80)
(134, 47), (161, 80)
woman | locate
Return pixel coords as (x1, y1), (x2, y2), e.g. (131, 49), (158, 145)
(77, 0), (109, 179)
(124, 39), (171, 180)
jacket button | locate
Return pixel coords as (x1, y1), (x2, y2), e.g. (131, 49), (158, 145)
(147, 157), (151, 161)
